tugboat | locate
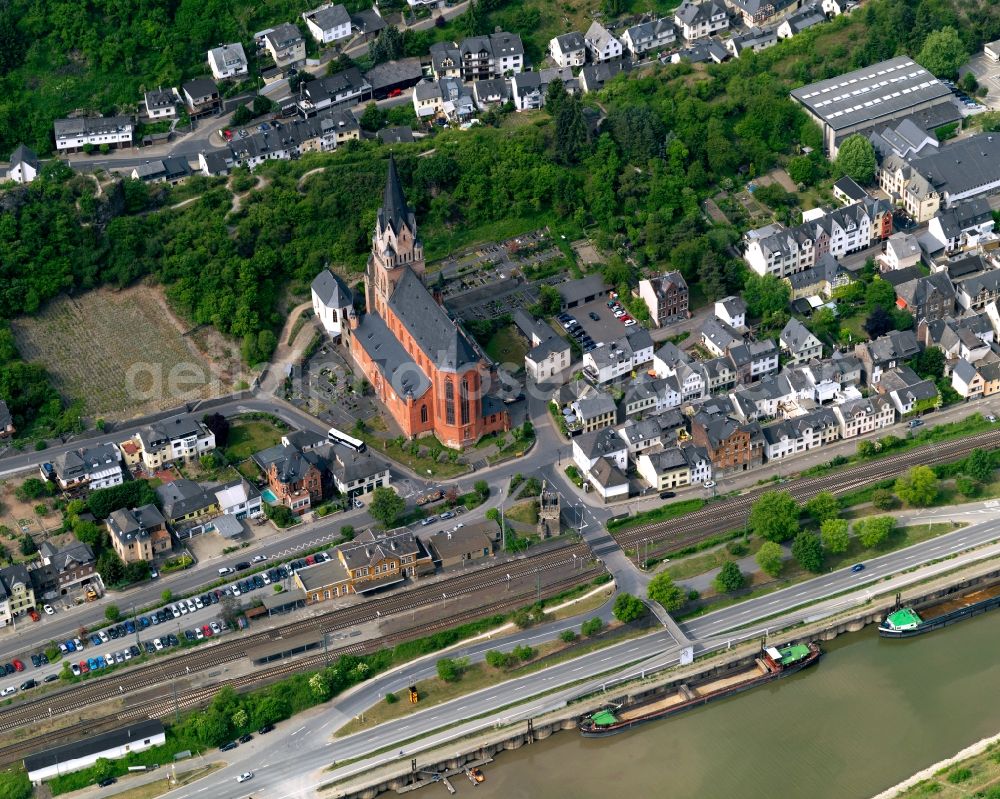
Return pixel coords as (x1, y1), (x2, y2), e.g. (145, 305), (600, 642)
(579, 642), (822, 737)
(465, 766), (485, 785)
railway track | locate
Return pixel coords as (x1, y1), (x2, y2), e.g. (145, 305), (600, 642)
(0, 570), (601, 766)
(615, 427), (1000, 559)
(0, 541), (590, 737)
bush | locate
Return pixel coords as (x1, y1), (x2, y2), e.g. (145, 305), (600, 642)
(612, 592), (646, 623)
(871, 489), (899, 510)
(385, 692), (398, 704)
(946, 767), (972, 784)
(755, 541), (784, 577)
(104, 604), (121, 622)
(581, 617), (604, 637)
(714, 561), (746, 593)
(559, 629), (577, 643)
(436, 656), (468, 682)
(955, 475), (979, 497)
(727, 541), (748, 557)
(0, 770), (31, 799)
(340, 525), (355, 540)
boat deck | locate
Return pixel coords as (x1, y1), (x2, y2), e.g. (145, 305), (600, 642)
(617, 664), (767, 722)
(924, 583), (1000, 620)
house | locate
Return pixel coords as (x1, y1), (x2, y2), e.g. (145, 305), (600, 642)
(25, 721), (166, 785)
(53, 116), (133, 152)
(880, 232), (922, 271)
(298, 69), (372, 116)
(832, 176), (867, 206)
(926, 198), (995, 254)
(715, 296), (747, 329)
(980, 360), (1000, 396)
(337, 529), (431, 594)
(0, 400), (14, 438)
(443, 32), (524, 81)
(514, 310), (570, 381)
(473, 78), (510, 109)
(48, 444), (123, 492)
(762, 408), (840, 460)
(36, 541), (96, 597)
(254, 444), (324, 515)
(377, 126), (415, 144)
(429, 523), (496, 568)
(312, 268), (354, 339)
(549, 32), (586, 68)
(584, 22), (623, 62)
(621, 374), (682, 417)
(621, 18), (677, 59)
(107, 505), (171, 564)
(673, 0), (730, 40)
(956, 271), (1000, 313)
(579, 61), (630, 93)
(776, 3), (825, 38)
(155, 479), (217, 524)
(6, 144), (39, 184)
(704, 357), (737, 393)
(583, 328), (655, 384)
(0, 564), (33, 622)
(343, 158), (509, 449)
(724, 0), (797, 26)
(130, 157), (192, 184)
(351, 8), (387, 39)
(198, 151), (232, 177)
(833, 394), (896, 437)
(855, 330), (921, 385)
(894, 272), (955, 322)
(639, 272), (689, 327)
(618, 418), (663, 455)
(555, 274), (608, 310)
(181, 79), (220, 117)
(986, 40), (1000, 63)
(780, 318), (823, 363)
(729, 339), (780, 384)
(208, 43), (248, 80)
(571, 390), (618, 432)
(951, 358), (986, 399)
(878, 365), (939, 415)
(588, 457), (630, 501)
(303, 3), (352, 43)
(133, 414), (216, 469)
(330, 447), (390, 498)
(726, 27), (777, 57)
(918, 316), (992, 363)
(690, 412), (764, 474)
(264, 23), (307, 70)
(701, 317), (742, 357)
(671, 38), (731, 64)
(366, 58), (424, 100)
(143, 87), (178, 119)
(822, 0), (857, 14)
(214, 478), (263, 520)
(637, 447), (691, 490)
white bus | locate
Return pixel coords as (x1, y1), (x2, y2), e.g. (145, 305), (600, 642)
(328, 427), (366, 452)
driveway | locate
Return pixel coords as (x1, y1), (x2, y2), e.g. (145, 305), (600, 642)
(962, 54), (1000, 110)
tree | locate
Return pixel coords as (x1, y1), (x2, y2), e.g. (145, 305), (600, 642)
(742, 273), (790, 319)
(714, 561), (746, 593)
(864, 305), (894, 339)
(340, 525), (355, 540)
(368, 487), (405, 528)
(473, 480), (489, 501)
(955, 475), (979, 498)
(806, 491), (839, 523)
(912, 347), (945, 381)
(459, 0), (487, 35)
(916, 26), (968, 78)
(554, 96), (588, 165)
(755, 541), (784, 577)
(97, 551), (125, 585)
(581, 617), (604, 637)
(161, 589), (173, 603)
(612, 592), (646, 623)
(104, 604), (121, 622)
(18, 535), (36, 557)
(0, 769), (32, 799)
(872, 489), (899, 510)
(370, 25), (404, 64)
(326, 52), (355, 76)
(606, 105), (665, 163)
(124, 561), (149, 583)
(252, 96), (273, 117)
(792, 531), (824, 573)
(203, 413), (230, 447)
(647, 572), (685, 611)
(359, 102), (387, 132)
(534, 284), (561, 316)
(787, 155), (815, 186)
(834, 134), (877, 184)
(559, 629), (577, 643)
(545, 78), (567, 117)
(748, 491), (800, 543)
(855, 516), (895, 549)
(964, 448), (994, 482)
(15, 477), (50, 501)
(894, 465), (938, 507)
(820, 518), (850, 554)
(232, 104), (252, 126)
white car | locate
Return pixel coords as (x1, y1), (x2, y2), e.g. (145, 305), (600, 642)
(194, 597), (204, 610)
(251, 554), (268, 564)
(185, 600), (197, 614)
(70, 664), (81, 676)
(218, 567), (236, 576)
(623, 319), (637, 327)
(99, 631), (110, 643)
(236, 772), (254, 784)
(210, 621), (222, 635)
(1, 686), (16, 697)
(195, 628), (205, 640)
(153, 638), (164, 651)
(703, 481), (717, 489)
(43, 605), (54, 615)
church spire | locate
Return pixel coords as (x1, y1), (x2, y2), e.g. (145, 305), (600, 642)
(379, 155), (411, 234)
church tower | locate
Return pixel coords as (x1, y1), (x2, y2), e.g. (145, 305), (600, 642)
(366, 155), (425, 317)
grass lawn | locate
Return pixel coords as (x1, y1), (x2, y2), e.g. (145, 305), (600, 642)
(505, 499), (539, 525)
(485, 325), (529, 368)
(358, 432), (468, 479)
(665, 538), (763, 582)
(609, 498), (706, 531)
(892, 739), (1000, 799)
(224, 420), (285, 461)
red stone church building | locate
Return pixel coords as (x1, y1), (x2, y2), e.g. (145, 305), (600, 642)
(344, 157), (509, 449)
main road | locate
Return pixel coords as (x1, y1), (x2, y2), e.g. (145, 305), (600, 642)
(134, 506), (1000, 799)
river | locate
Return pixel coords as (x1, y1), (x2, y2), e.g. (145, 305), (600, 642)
(468, 609), (1000, 799)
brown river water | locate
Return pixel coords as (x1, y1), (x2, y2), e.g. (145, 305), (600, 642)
(461, 609), (1000, 799)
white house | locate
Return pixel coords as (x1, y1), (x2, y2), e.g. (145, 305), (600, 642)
(264, 23), (307, 70)
(143, 87), (178, 119)
(584, 22), (623, 63)
(208, 43), (249, 80)
(48, 444), (123, 492)
(780, 318), (823, 364)
(53, 116), (133, 152)
(6, 144), (39, 184)
(880, 232), (922, 271)
(549, 32), (586, 68)
(618, 418), (663, 455)
(311, 268), (354, 339)
(25, 721), (166, 785)
(673, 0), (729, 40)
(572, 428), (628, 475)
(761, 408), (840, 460)
(832, 395), (896, 438)
(303, 4), (353, 44)
(714, 296), (746, 329)
(620, 18), (677, 58)
(637, 448), (691, 490)
(583, 329), (654, 384)
(951, 358), (985, 400)
(588, 457), (629, 501)
(133, 415), (216, 469)
(214, 479), (263, 520)
(984, 39), (1000, 63)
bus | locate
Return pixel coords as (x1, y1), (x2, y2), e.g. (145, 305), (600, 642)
(328, 427), (366, 452)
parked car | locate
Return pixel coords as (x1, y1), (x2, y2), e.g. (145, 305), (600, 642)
(43, 605), (54, 615)
(28, 609), (39, 622)
(130, 645), (140, 657)
(238, 733), (253, 744)
(219, 741), (238, 752)
(387, 88), (403, 98)
(90, 634), (102, 646)
(440, 511), (455, 520)
(150, 568), (159, 579)
(144, 641), (156, 654)
(69, 664), (80, 676)
(0, 686), (16, 696)
(99, 630), (110, 643)
(222, 129), (233, 141)
(30, 654), (40, 668)
(202, 624), (213, 638)
(257, 724), (275, 734)
(908, 419), (924, 428)
(98, 778), (117, 787)
(703, 481), (717, 489)
(20, 679), (36, 690)
(12, 660), (24, 672)
(624, 319), (637, 327)
(218, 566), (236, 576)
(168, 634), (179, 647)
(210, 621), (222, 635)
(44, 674), (59, 683)
(235, 562), (251, 571)
(184, 629), (196, 642)
(251, 554), (268, 564)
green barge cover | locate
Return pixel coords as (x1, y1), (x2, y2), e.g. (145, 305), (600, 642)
(591, 710), (618, 726)
(776, 644), (811, 665)
(884, 608), (923, 631)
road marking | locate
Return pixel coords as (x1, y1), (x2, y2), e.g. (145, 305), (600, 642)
(290, 726), (305, 736)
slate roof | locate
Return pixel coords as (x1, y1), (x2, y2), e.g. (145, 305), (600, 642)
(107, 505), (165, 543)
(555, 274), (607, 306)
(182, 78), (218, 101)
(618, 418), (662, 447)
(339, 529), (422, 572)
(306, 3), (351, 31)
(311, 269), (353, 308)
(675, 0), (726, 24)
(957, 270), (1000, 299)
(590, 457), (628, 489)
(144, 87), (177, 110)
(866, 330), (920, 363)
(53, 444), (120, 482)
(573, 391), (618, 421)
(377, 126), (415, 144)
(901, 133), (1000, 200)
(781, 318), (820, 353)
(352, 312), (432, 400)
(644, 447), (688, 472)
(379, 155), (415, 235)
(155, 479), (214, 520)
(702, 317), (741, 353)
(53, 116), (132, 138)
(366, 58), (424, 92)
(9, 143), (38, 169)
(895, 271), (955, 312)
(833, 175), (867, 202)
(553, 32), (585, 53)
(332, 447), (388, 485)
(952, 358), (978, 384)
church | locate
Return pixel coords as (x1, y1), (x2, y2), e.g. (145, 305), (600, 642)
(340, 157), (510, 450)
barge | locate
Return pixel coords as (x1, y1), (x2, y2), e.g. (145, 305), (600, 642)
(578, 642), (821, 737)
(879, 583), (1000, 638)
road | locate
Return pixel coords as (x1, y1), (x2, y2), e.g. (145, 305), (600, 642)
(133, 508), (1000, 799)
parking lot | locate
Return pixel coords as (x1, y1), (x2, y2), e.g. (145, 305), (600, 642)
(558, 296), (644, 350)
(963, 54), (1000, 110)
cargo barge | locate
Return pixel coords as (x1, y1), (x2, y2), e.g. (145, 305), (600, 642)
(578, 642), (821, 737)
(879, 583), (1000, 638)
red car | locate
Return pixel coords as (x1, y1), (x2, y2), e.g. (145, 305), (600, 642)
(387, 88), (403, 98)
(305, 555), (316, 566)
(12, 660), (23, 672)
(78, 661), (89, 674)
(222, 129), (233, 141)
(202, 625), (213, 638)
(28, 609), (39, 622)
(620, 315), (633, 323)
